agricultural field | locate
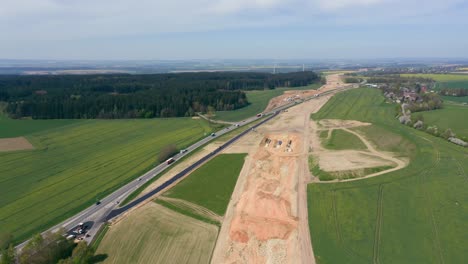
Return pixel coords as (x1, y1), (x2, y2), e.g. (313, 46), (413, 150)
(401, 73), (468, 82)
(420, 104), (468, 139)
(162, 153), (247, 216)
(401, 73), (468, 97)
(0, 112), (80, 138)
(0, 117), (216, 243)
(96, 202), (218, 264)
(214, 84), (320, 122)
(441, 95), (468, 104)
(308, 88), (467, 263)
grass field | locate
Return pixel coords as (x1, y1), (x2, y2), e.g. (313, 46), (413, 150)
(442, 95), (468, 103)
(400, 73), (468, 93)
(162, 153), (246, 215)
(0, 117), (216, 243)
(0, 112), (80, 138)
(322, 129), (367, 150)
(420, 104), (468, 139)
(214, 83), (321, 122)
(308, 88), (467, 263)
(401, 73), (468, 82)
(96, 202), (218, 264)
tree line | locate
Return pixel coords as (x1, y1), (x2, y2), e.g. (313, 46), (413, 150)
(0, 71), (319, 119)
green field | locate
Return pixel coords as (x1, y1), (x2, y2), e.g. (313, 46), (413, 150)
(0, 117), (216, 243)
(322, 129), (367, 150)
(421, 104), (468, 139)
(442, 95), (468, 103)
(163, 153), (246, 215)
(308, 88), (467, 263)
(214, 84), (320, 122)
(401, 73), (468, 82)
(0, 112), (80, 138)
(400, 73), (468, 93)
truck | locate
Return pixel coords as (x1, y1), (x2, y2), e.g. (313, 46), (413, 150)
(166, 158), (175, 165)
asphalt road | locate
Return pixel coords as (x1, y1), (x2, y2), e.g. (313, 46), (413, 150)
(15, 84), (355, 250)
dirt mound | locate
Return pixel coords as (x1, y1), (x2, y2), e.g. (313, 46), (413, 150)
(219, 133), (302, 263)
(0, 137), (34, 152)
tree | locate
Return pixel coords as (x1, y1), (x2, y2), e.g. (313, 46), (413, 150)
(18, 231), (74, 264)
(0, 244), (16, 264)
(442, 128), (455, 139)
(0, 233), (13, 250)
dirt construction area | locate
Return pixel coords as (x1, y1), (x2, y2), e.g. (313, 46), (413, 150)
(264, 74), (353, 112)
(310, 119), (408, 180)
(211, 74), (347, 264)
(0, 137), (34, 152)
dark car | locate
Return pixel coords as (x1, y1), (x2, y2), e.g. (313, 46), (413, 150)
(96, 201), (101, 205)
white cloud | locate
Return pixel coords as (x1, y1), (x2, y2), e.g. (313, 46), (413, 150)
(0, 0), (466, 51)
(315, 0), (384, 10)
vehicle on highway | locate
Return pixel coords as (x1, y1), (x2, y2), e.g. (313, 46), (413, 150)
(256, 113), (263, 117)
(166, 158), (175, 165)
(95, 201), (101, 205)
(211, 133), (216, 137)
(180, 149), (188, 154)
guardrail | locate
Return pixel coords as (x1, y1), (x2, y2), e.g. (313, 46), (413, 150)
(105, 111), (280, 220)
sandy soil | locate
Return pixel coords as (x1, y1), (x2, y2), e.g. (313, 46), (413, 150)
(0, 137), (34, 152)
(317, 119), (371, 130)
(318, 151), (395, 171)
(264, 74), (349, 113)
(309, 118), (408, 181)
(212, 74), (347, 264)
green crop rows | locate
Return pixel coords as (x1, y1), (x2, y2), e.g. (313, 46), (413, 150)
(162, 153), (246, 216)
(0, 117), (215, 243)
(308, 88), (467, 263)
(421, 104), (468, 139)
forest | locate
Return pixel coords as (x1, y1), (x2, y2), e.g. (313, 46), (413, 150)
(0, 71), (319, 119)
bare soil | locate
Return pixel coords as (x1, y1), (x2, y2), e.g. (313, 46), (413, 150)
(264, 74), (349, 113)
(309, 118), (408, 182)
(0, 137), (34, 152)
(212, 74), (347, 264)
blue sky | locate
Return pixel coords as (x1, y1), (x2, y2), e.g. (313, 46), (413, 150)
(1, 0), (468, 60)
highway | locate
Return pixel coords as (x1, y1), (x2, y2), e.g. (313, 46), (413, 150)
(15, 83), (355, 250)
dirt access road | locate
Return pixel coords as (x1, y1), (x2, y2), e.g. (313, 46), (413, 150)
(211, 74), (348, 264)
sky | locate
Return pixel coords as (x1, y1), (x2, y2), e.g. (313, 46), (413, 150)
(1, 0), (468, 60)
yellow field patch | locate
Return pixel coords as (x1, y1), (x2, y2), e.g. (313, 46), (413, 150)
(0, 137), (34, 152)
(97, 202), (218, 264)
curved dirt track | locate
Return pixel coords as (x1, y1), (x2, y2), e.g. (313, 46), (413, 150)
(339, 128), (407, 181)
(309, 119), (408, 183)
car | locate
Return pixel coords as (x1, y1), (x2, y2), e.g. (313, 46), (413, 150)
(211, 133), (216, 137)
(95, 201), (101, 205)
